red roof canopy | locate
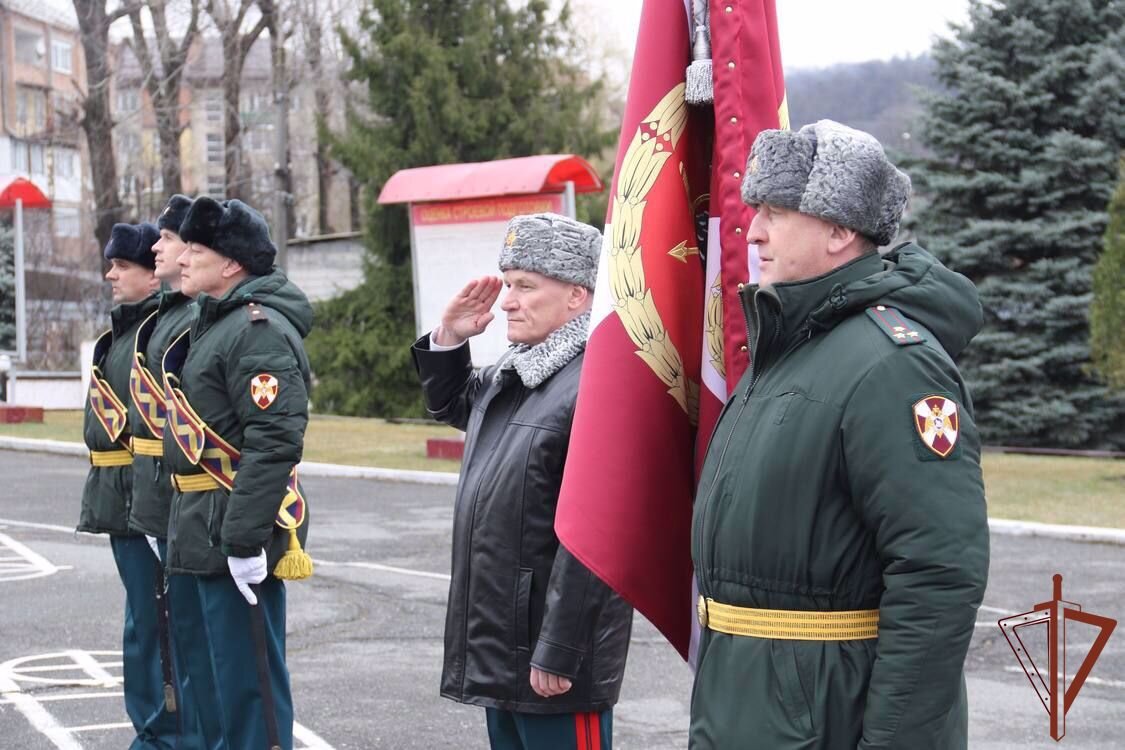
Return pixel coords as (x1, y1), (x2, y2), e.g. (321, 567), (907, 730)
(0, 178), (51, 209)
(377, 154), (603, 205)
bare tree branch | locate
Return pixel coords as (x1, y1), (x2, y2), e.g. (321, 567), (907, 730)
(239, 11), (269, 60)
(108, 1), (144, 24)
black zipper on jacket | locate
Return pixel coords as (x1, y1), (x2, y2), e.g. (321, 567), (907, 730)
(742, 294), (781, 405)
(694, 288), (774, 596)
(695, 288), (814, 599)
(459, 369), (526, 697)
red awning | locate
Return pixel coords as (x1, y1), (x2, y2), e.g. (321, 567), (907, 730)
(377, 154), (603, 205)
(0, 177), (52, 209)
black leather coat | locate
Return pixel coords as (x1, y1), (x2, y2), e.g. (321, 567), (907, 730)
(412, 335), (632, 714)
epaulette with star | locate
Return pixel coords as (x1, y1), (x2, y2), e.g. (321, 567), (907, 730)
(246, 302), (269, 324)
(865, 305), (926, 346)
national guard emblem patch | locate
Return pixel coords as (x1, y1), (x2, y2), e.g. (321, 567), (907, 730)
(913, 396), (959, 458)
(251, 373), (280, 410)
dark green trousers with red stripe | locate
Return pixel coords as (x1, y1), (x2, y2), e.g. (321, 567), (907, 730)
(485, 708), (612, 750)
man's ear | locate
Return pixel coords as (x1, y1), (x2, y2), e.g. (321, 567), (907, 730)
(569, 283), (590, 310)
(221, 258), (246, 279)
(826, 223), (862, 257)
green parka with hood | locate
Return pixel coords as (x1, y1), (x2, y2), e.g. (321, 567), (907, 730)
(79, 294), (160, 535)
(162, 270), (312, 576)
(690, 244), (990, 750)
(128, 289), (195, 538)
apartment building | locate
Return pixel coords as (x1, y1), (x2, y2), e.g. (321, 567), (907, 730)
(0, 0), (87, 249)
(113, 34), (355, 237)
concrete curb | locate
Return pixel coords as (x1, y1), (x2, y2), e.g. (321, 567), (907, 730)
(0, 436), (87, 458)
(986, 518), (1125, 546)
(298, 461), (458, 486)
(3, 436), (1122, 542)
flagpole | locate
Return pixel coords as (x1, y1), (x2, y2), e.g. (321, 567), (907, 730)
(14, 197), (26, 364)
(563, 181), (577, 220)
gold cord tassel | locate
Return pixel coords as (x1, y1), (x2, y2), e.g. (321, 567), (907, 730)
(273, 527), (313, 580)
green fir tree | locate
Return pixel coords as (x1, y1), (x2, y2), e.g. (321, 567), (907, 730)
(1091, 161), (1125, 389)
(909, 0), (1125, 448)
(0, 223), (16, 352)
(307, 0), (614, 417)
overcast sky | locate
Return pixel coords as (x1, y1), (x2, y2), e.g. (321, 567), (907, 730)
(605, 0), (972, 71)
(38, 0), (971, 75)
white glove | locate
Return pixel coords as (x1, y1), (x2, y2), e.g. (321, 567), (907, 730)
(145, 535), (161, 561)
(227, 550), (268, 605)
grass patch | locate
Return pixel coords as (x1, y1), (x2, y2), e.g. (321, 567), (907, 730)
(0, 410), (463, 473)
(981, 452), (1125, 529)
(303, 414), (462, 473)
(3, 413), (1122, 527)
(0, 409), (83, 441)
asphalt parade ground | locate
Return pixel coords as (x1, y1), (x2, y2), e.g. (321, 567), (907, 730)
(0, 450), (1122, 749)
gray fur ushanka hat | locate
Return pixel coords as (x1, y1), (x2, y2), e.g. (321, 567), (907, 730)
(741, 119), (912, 246)
(498, 213), (601, 290)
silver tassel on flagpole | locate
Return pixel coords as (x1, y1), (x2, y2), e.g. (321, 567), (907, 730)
(685, 0), (713, 105)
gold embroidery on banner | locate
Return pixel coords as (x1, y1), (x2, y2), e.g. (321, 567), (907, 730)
(705, 276), (725, 379)
(609, 83), (698, 422)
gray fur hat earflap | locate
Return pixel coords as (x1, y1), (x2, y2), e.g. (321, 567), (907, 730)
(498, 213), (601, 290)
(741, 119), (912, 246)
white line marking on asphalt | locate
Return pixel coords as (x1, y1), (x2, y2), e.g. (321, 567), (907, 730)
(1, 649), (336, 749)
(1, 692), (84, 750)
(314, 558), (451, 582)
(294, 722), (338, 749)
(13, 662), (123, 674)
(0, 691), (124, 705)
(66, 650), (119, 689)
(1003, 665), (1125, 689)
(0, 518), (85, 534)
(0, 651), (123, 689)
(66, 722), (132, 732)
(978, 605), (1012, 616)
(0, 520), (449, 585)
(0, 532), (64, 581)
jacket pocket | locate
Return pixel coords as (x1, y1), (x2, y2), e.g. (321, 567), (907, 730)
(207, 491), (228, 548)
(515, 567), (533, 652)
(774, 391), (800, 424)
(770, 640), (815, 738)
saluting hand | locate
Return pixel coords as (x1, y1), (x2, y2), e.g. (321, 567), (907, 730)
(433, 277), (503, 346)
(530, 666), (573, 698)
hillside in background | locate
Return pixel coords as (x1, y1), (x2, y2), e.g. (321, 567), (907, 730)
(785, 55), (938, 158)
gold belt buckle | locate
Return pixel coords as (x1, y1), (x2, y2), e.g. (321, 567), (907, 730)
(697, 595), (709, 628)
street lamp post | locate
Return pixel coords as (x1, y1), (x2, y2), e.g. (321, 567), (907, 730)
(14, 197), (27, 364)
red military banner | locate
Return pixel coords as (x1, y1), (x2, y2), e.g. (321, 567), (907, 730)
(556, 0), (786, 658)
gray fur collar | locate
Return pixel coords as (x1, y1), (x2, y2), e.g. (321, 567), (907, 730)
(496, 312), (590, 389)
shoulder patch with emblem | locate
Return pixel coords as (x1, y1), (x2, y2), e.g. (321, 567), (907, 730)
(247, 302), (269, 324)
(913, 395), (959, 458)
(866, 305), (926, 346)
(251, 373), (280, 409)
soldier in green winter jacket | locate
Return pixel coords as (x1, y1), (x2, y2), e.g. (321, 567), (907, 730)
(690, 120), (989, 749)
(126, 194), (225, 749)
(79, 222), (176, 748)
(163, 196), (313, 750)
